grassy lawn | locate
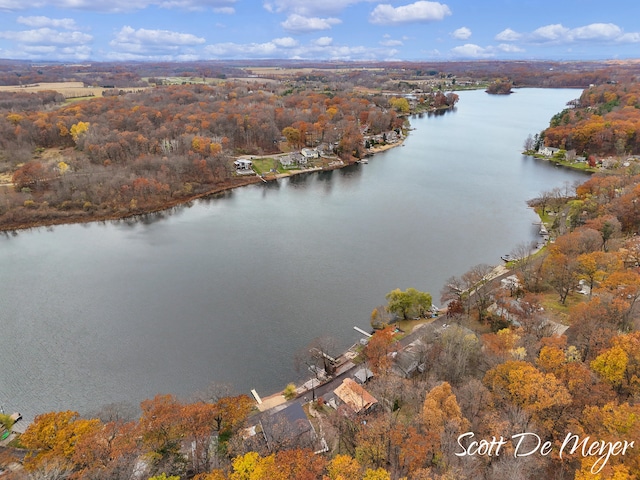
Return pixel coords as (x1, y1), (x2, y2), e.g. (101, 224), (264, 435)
(251, 158), (287, 175)
(540, 291), (587, 325)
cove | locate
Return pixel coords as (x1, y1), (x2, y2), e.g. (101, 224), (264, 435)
(0, 88), (589, 421)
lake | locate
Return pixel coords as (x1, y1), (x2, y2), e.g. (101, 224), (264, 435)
(0, 88), (589, 421)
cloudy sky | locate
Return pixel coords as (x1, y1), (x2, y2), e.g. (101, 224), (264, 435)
(0, 0), (639, 62)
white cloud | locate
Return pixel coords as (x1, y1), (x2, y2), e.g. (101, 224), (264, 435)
(263, 0), (373, 16)
(0, 39), (93, 61)
(369, 1), (451, 26)
(314, 36), (333, 46)
(272, 37), (298, 47)
(1, 0), (236, 13)
(380, 38), (403, 46)
(281, 14), (341, 33)
(17, 16), (78, 30)
(109, 26), (205, 57)
(449, 43), (494, 59)
(205, 41), (281, 57)
(213, 6), (234, 13)
(204, 37), (397, 60)
(619, 32), (640, 43)
(528, 23), (635, 44)
(495, 28), (521, 42)
(111, 26), (205, 47)
(531, 23), (570, 42)
(495, 22), (640, 50)
(451, 27), (471, 40)
(571, 23), (621, 41)
(496, 43), (524, 53)
(0, 28), (92, 45)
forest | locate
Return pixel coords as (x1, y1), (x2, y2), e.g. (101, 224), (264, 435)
(541, 82), (640, 157)
(0, 81), (412, 230)
(2, 63), (640, 479)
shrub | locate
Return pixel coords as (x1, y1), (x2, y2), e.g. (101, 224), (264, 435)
(283, 383), (297, 400)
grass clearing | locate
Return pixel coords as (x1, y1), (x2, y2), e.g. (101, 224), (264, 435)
(540, 291), (587, 325)
(251, 158), (286, 175)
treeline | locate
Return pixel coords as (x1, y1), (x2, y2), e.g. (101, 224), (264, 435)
(2, 59), (638, 90)
(542, 82), (640, 156)
(0, 81), (404, 230)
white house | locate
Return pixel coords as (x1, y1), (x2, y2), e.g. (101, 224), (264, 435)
(538, 146), (561, 157)
(234, 159), (254, 174)
(301, 148), (320, 160)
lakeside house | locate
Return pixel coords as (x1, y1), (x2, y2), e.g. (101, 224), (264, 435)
(333, 378), (378, 414)
(259, 403), (317, 452)
(234, 158), (254, 174)
(538, 146), (561, 157)
(392, 338), (427, 378)
(300, 148), (320, 160)
(353, 367), (374, 384)
(279, 152), (305, 168)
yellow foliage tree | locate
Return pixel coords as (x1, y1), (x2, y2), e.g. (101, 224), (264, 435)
(484, 361), (572, 434)
(20, 411), (101, 470)
(70, 121), (90, 144)
(326, 454), (361, 480)
(422, 382), (469, 433)
(362, 468), (391, 480)
(389, 97), (410, 114)
(591, 346), (629, 387)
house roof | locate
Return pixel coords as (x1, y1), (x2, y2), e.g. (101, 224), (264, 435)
(333, 378), (377, 413)
(393, 339), (426, 377)
(354, 367), (374, 384)
(260, 402), (315, 450)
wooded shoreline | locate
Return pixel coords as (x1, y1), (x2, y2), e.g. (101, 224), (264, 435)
(0, 142), (407, 233)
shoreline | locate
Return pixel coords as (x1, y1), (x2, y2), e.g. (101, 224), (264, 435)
(0, 140), (407, 234)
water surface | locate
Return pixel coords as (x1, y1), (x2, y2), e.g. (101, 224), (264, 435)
(0, 88), (588, 421)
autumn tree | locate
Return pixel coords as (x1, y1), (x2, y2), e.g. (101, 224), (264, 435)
(20, 410), (101, 472)
(484, 360), (572, 436)
(12, 160), (47, 191)
(363, 326), (396, 375)
(138, 394), (186, 476)
(282, 126), (302, 150)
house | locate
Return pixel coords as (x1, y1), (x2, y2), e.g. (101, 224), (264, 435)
(353, 367), (374, 384)
(234, 159), (253, 173)
(538, 146), (560, 157)
(280, 153), (304, 168)
(259, 403), (317, 452)
(333, 378), (378, 414)
(300, 148), (320, 160)
(392, 338), (427, 378)
(279, 155), (294, 167)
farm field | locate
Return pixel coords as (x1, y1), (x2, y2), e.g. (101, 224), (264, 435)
(0, 81), (146, 98)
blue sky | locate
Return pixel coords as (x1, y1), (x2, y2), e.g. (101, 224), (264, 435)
(1, 0), (639, 62)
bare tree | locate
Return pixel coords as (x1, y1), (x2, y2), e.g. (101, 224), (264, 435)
(461, 263), (496, 323)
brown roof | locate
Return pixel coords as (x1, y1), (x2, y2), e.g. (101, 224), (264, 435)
(333, 378), (378, 413)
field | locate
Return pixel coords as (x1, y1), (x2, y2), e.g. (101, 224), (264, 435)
(0, 81), (146, 99)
